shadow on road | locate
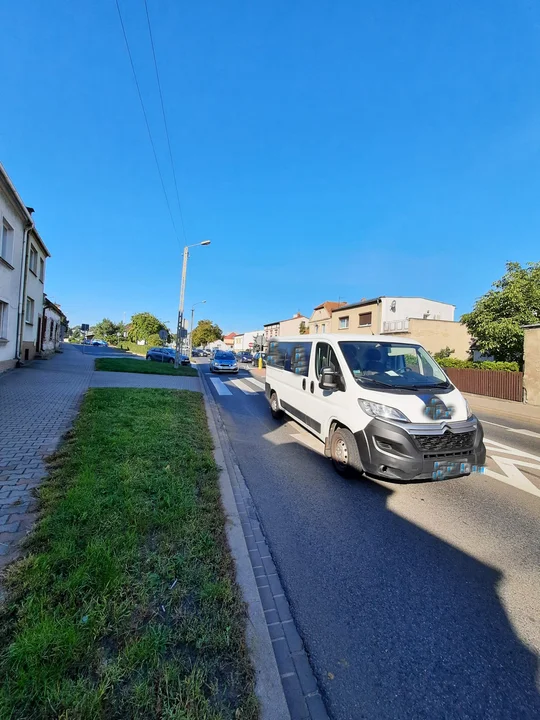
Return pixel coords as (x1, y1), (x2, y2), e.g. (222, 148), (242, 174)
(221, 401), (540, 719)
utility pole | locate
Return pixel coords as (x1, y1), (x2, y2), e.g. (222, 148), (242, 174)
(174, 242), (211, 369)
(189, 300), (206, 357)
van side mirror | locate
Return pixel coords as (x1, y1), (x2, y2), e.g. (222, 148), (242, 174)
(319, 367), (339, 390)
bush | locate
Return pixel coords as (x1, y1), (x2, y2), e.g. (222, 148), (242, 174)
(438, 357), (519, 372)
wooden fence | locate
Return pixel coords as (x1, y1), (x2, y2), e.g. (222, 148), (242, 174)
(444, 368), (523, 402)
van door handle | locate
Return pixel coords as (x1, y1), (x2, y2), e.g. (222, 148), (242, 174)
(302, 378), (306, 390)
(310, 381), (314, 393)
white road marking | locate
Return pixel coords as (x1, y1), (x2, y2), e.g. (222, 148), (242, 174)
(484, 437), (540, 498)
(482, 420), (540, 439)
(230, 378), (257, 395)
(209, 377), (232, 396)
(246, 376), (265, 391)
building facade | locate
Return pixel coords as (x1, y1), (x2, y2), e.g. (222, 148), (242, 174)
(42, 298), (68, 356)
(20, 228), (50, 362)
(233, 330), (264, 352)
(308, 301), (347, 334)
(331, 296), (455, 335)
(264, 313), (309, 341)
(0, 164), (51, 372)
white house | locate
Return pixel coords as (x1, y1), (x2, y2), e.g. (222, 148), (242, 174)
(42, 297), (68, 356)
(233, 329), (264, 352)
(0, 163), (51, 372)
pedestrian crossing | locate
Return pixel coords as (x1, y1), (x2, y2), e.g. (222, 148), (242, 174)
(208, 373), (265, 398)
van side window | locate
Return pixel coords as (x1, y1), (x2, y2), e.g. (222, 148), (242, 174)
(315, 343), (341, 379)
(268, 341), (311, 375)
(290, 343), (311, 376)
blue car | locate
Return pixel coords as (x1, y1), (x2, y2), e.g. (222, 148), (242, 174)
(146, 347), (190, 365)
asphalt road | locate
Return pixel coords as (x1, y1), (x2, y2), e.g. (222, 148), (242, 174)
(200, 360), (540, 720)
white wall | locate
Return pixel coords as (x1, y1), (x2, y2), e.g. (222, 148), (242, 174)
(0, 189), (25, 363)
(22, 232), (46, 345)
(380, 297), (454, 331)
(234, 329), (264, 351)
(42, 307), (61, 353)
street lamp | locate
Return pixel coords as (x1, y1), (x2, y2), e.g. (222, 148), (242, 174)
(190, 300), (206, 356)
(175, 241), (211, 368)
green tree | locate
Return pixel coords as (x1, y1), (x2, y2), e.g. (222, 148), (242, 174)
(93, 318), (119, 341)
(69, 325), (82, 342)
(299, 321), (309, 335)
(461, 262), (540, 365)
(128, 312), (167, 344)
(192, 319), (223, 348)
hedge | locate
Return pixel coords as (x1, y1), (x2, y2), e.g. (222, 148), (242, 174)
(438, 358), (519, 372)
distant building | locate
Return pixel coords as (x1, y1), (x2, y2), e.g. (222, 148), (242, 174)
(309, 300), (347, 334)
(42, 298), (68, 356)
(331, 296), (471, 359)
(223, 332), (237, 348)
(233, 330), (264, 352)
(264, 312), (309, 342)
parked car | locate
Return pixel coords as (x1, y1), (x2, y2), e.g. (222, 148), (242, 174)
(210, 351), (238, 373)
(265, 334), (486, 481)
(146, 347), (190, 365)
(236, 352), (253, 363)
(192, 348), (203, 357)
(201, 349), (211, 357)
(252, 352), (267, 367)
(92, 339), (108, 347)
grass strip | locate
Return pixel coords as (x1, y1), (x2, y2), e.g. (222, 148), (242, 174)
(0, 388), (256, 719)
(95, 357), (198, 376)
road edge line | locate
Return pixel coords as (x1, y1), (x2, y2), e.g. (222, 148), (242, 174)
(200, 371), (291, 720)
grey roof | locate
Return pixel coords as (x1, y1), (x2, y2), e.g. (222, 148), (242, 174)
(334, 296), (456, 312)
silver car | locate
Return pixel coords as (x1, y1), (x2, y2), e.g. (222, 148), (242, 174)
(210, 351), (238, 373)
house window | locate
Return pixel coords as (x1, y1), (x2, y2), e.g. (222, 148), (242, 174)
(359, 312), (372, 327)
(315, 324), (319, 334)
(25, 296), (35, 324)
(49, 319), (54, 341)
(0, 301), (8, 339)
(39, 258), (45, 282)
(339, 316), (349, 329)
(29, 245), (38, 274)
(1, 219), (13, 264)
(321, 323), (326, 333)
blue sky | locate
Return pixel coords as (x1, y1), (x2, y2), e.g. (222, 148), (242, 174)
(2, 0), (540, 333)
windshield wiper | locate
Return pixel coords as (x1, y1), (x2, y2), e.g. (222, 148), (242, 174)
(357, 377), (396, 389)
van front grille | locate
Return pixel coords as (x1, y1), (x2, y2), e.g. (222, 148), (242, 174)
(413, 430), (475, 454)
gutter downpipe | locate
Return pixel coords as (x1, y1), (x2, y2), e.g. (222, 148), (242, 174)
(15, 221), (34, 362)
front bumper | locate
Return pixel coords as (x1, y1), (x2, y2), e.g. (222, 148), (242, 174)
(212, 367), (238, 373)
(355, 417), (486, 482)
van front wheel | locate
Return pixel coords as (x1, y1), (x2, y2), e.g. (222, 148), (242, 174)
(330, 427), (362, 476)
(270, 392), (283, 420)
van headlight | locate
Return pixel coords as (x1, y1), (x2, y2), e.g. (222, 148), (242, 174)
(465, 399), (473, 420)
(359, 399), (410, 422)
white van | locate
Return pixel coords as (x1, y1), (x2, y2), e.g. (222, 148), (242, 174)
(265, 334), (486, 482)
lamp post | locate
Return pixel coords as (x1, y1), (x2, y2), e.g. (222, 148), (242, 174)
(190, 300), (206, 356)
(175, 241), (211, 368)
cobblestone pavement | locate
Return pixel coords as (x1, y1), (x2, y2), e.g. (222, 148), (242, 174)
(0, 345), (94, 588)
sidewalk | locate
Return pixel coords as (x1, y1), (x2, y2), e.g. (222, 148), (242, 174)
(0, 345), (94, 582)
(464, 392), (540, 423)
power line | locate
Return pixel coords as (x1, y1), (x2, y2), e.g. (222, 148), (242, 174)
(114, 0), (181, 246)
(143, 0), (188, 244)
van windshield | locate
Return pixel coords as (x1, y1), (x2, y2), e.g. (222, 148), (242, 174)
(338, 341), (450, 390)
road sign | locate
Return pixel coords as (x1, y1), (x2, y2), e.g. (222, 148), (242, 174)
(249, 342), (253, 347)
(158, 329), (168, 341)
(81, 323), (89, 331)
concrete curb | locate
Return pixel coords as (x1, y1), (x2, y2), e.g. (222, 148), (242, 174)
(200, 374), (290, 720)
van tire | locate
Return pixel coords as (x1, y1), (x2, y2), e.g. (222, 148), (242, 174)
(330, 427), (362, 476)
(270, 392), (283, 420)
